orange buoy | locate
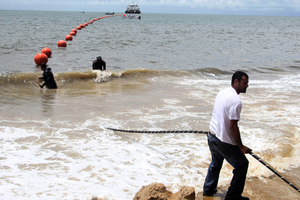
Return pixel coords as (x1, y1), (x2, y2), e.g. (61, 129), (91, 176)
(57, 40), (67, 47)
(72, 29), (77, 33)
(41, 47), (52, 57)
(34, 53), (48, 65)
(76, 26), (81, 30)
(70, 31), (76, 36)
(65, 35), (73, 41)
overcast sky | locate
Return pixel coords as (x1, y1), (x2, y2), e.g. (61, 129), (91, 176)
(1, 0), (300, 16)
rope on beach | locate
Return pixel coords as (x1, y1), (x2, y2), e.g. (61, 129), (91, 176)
(248, 151), (300, 193)
(106, 127), (209, 134)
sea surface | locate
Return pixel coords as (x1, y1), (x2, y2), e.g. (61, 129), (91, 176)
(1, 10), (300, 200)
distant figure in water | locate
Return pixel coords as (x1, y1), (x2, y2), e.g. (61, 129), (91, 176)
(39, 63), (57, 89)
(92, 56), (106, 71)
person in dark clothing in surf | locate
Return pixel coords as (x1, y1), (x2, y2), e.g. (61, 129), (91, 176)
(39, 63), (57, 89)
(92, 56), (106, 71)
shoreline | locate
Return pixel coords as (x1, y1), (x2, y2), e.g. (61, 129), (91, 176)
(130, 167), (300, 200)
(196, 167), (300, 200)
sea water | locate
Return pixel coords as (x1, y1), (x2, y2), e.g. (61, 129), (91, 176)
(1, 10), (300, 199)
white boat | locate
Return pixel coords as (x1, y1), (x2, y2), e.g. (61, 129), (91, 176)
(125, 2), (141, 14)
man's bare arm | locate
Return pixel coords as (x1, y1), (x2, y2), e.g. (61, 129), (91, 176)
(230, 120), (252, 154)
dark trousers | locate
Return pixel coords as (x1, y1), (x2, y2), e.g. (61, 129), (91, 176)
(203, 133), (249, 198)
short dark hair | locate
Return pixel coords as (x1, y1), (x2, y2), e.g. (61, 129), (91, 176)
(231, 71), (248, 85)
(41, 63), (46, 69)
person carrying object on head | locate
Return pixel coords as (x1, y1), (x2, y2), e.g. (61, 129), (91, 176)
(203, 71), (252, 200)
(39, 63), (57, 89)
(92, 56), (106, 71)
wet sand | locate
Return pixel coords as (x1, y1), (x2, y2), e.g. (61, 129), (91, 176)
(196, 167), (300, 200)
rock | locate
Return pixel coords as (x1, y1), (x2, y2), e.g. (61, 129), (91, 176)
(133, 182), (195, 200)
(173, 186), (195, 200)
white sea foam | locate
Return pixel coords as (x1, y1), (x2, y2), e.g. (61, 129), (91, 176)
(93, 71), (113, 82)
(1, 73), (300, 200)
(0, 115), (211, 199)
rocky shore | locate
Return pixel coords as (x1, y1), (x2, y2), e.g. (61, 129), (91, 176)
(133, 182), (195, 200)
(87, 167), (300, 200)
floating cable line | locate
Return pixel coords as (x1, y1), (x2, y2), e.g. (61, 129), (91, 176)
(248, 151), (300, 194)
(110, 128), (204, 175)
(107, 127), (300, 193)
(106, 127), (209, 134)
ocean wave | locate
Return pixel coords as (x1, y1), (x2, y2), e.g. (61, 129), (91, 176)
(190, 67), (231, 76)
(0, 67), (251, 87)
(0, 70), (114, 86)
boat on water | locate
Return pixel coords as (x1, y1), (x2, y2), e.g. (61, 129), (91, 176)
(125, 2), (141, 14)
(105, 12), (115, 15)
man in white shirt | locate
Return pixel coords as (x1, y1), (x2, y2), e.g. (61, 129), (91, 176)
(203, 71), (252, 200)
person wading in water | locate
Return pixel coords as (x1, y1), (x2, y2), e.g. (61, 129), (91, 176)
(92, 56), (106, 71)
(39, 63), (57, 89)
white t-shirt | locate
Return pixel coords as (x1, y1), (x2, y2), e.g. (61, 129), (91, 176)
(209, 87), (242, 145)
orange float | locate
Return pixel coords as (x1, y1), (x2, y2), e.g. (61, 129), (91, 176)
(76, 26), (81, 30)
(34, 53), (48, 65)
(72, 29), (77, 33)
(65, 35), (73, 41)
(70, 31), (76, 36)
(57, 40), (67, 47)
(41, 47), (52, 57)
